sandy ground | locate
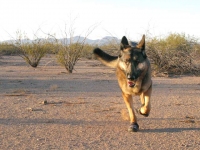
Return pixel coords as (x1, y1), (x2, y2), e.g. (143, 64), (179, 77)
(0, 55), (200, 150)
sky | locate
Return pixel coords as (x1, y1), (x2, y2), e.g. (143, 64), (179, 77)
(0, 0), (200, 41)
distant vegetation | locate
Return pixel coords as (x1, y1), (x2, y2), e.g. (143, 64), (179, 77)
(0, 43), (20, 55)
(0, 32), (199, 75)
(146, 33), (200, 75)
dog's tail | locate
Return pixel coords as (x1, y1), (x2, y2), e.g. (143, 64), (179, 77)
(93, 48), (118, 68)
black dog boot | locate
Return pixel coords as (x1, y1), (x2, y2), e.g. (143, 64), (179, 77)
(128, 122), (139, 132)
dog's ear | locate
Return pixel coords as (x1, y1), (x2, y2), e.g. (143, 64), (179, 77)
(120, 36), (129, 50)
(137, 35), (146, 58)
(137, 35), (145, 50)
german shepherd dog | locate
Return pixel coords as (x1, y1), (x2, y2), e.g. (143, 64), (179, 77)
(93, 35), (152, 132)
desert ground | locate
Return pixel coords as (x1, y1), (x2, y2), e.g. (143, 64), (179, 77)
(0, 55), (200, 150)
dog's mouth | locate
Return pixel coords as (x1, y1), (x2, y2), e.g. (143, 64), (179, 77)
(127, 80), (135, 87)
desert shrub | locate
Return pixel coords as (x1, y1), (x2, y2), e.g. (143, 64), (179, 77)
(191, 42), (200, 66)
(14, 31), (51, 68)
(55, 37), (89, 73)
(81, 44), (95, 59)
(51, 22), (97, 73)
(147, 33), (200, 75)
(0, 43), (20, 55)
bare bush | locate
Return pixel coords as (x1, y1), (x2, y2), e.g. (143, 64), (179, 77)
(14, 31), (50, 68)
(50, 23), (97, 73)
(147, 33), (200, 75)
(56, 40), (86, 73)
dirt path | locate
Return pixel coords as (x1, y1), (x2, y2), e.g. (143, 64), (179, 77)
(0, 56), (200, 150)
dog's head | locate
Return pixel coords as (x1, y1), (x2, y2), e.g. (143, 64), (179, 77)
(118, 35), (147, 87)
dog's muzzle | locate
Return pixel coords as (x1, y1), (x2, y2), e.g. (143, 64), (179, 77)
(127, 80), (135, 87)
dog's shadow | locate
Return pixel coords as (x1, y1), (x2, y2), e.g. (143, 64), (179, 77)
(138, 117), (200, 133)
(141, 127), (200, 133)
(0, 118), (199, 133)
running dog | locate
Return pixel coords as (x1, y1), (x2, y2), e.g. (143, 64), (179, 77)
(93, 35), (152, 132)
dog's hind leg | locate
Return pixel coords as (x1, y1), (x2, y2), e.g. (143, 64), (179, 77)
(122, 92), (139, 132)
(139, 84), (152, 117)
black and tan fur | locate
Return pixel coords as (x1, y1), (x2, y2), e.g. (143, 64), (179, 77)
(93, 35), (152, 132)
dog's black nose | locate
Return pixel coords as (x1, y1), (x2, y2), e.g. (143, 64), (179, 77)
(127, 73), (135, 80)
(127, 73), (131, 79)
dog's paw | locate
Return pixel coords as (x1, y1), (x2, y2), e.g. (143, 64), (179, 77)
(137, 108), (149, 117)
(128, 122), (139, 132)
(136, 106), (150, 117)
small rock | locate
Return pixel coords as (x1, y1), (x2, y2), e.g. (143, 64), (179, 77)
(42, 100), (47, 105)
(27, 107), (33, 111)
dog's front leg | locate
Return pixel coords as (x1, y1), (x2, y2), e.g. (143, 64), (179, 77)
(122, 92), (139, 132)
(139, 84), (152, 117)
